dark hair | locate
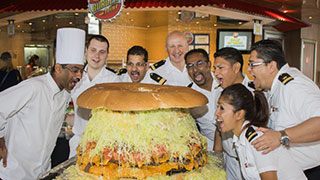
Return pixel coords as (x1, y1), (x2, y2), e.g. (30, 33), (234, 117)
(220, 83), (269, 128)
(127, 46), (148, 62)
(250, 40), (286, 70)
(87, 35), (110, 53)
(28, 54), (39, 66)
(184, 49), (209, 63)
(0, 52), (12, 61)
(214, 47), (243, 71)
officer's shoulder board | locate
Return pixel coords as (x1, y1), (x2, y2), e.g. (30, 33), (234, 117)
(248, 81), (255, 89)
(245, 126), (258, 143)
(150, 72), (167, 85)
(278, 73), (294, 85)
(105, 66), (116, 74)
(116, 68), (127, 75)
(150, 59), (166, 71)
(187, 82), (193, 88)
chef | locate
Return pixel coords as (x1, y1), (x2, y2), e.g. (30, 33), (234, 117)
(0, 28), (85, 180)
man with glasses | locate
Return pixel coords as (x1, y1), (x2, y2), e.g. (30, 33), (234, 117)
(213, 47), (254, 180)
(185, 48), (221, 153)
(148, 31), (191, 86)
(248, 40), (320, 179)
(68, 35), (120, 158)
(120, 46), (152, 83)
(0, 28), (85, 179)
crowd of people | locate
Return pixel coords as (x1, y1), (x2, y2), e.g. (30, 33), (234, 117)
(0, 27), (319, 180)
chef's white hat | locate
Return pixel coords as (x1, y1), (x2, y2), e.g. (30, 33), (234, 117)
(56, 28), (85, 65)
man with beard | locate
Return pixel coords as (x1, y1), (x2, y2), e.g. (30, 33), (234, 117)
(0, 28), (85, 179)
(248, 40), (320, 179)
(68, 35), (120, 158)
(149, 31), (191, 86)
(213, 47), (254, 180)
(120, 46), (152, 83)
(184, 48), (221, 152)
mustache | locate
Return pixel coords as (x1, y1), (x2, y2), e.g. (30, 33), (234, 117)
(130, 71), (140, 76)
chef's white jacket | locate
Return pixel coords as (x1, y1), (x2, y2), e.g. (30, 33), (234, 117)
(148, 57), (192, 86)
(0, 73), (70, 179)
(68, 65), (120, 158)
(190, 72), (221, 152)
(234, 121), (306, 180)
(267, 63), (320, 170)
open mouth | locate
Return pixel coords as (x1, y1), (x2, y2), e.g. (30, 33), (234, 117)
(130, 71), (140, 80)
(194, 73), (203, 82)
(215, 119), (224, 130)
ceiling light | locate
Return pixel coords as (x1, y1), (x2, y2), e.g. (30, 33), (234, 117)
(22, 30), (24, 33)
(42, 19), (46, 23)
(214, 24), (217, 27)
(56, 24), (58, 27)
(69, 21), (73, 24)
(176, 19), (179, 22)
(75, 12), (79, 16)
(178, 11), (182, 15)
(130, 19), (134, 22)
(309, 16), (312, 19)
(126, 12), (130, 15)
(283, 10), (288, 13)
(29, 22), (32, 26)
(196, 21), (200, 24)
(17, 25), (20, 28)
(147, 25), (150, 28)
(238, 22), (243, 25)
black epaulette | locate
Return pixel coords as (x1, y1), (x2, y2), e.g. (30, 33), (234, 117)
(116, 68), (127, 75)
(187, 82), (193, 88)
(245, 126), (258, 143)
(105, 66), (116, 74)
(150, 73), (167, 85)
(278, 73), (294, 85)
(248, 81), (255, 89)
(150, 59), (166, 71)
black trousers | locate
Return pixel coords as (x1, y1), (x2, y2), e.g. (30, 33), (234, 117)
(304, 165), (320, 180)
(51, 137), (70, 168)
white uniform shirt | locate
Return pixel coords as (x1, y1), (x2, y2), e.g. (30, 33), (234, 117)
(221, 74), (253, 180)
(119, 69), (154, 84)
(0, 73), (70, 179)
(234, 121), (306, 180)
(68, 66), (120, 158)
(190, 72), (221, 152)
(267, 63), (320, 170)
(149, 57), (191, 86)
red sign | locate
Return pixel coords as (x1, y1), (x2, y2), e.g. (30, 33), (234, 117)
(88, 0), (124, 21)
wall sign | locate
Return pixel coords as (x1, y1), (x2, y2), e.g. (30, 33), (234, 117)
(88, 0), (124, 21)
(217, 29), (254, 54)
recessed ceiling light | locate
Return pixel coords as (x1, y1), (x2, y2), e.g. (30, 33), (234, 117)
(56, 24), (58, 27)
(22, 30), (24, 33)
(42, 19), (46, 23)
(126, 12), (130, 15)
(176, 19), (179, 22)
(17, 25), (20, 28)
(130, 19), (134, 22)
(178, 11), (182, 15)
(238, 22), (243, 25)
(69, 21), (73, 24)
(196, 21), (200, 24)
(147, 25), (150, 28)
(29, 22), (32, 26)
(75, 12), (79, 16)
(309, 16), (312, 19)
(214, 24), (217, 27)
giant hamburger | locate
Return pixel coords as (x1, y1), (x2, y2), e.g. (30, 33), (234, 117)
(63, 83), (226, 179)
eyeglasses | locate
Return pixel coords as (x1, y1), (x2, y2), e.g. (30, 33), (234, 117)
(126, 62), (146, 68)
(248, 61), (266, 68)
(186, 60), (208, 69)
(62, 65), (85, 74)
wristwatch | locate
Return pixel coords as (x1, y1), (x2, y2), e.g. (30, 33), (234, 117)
(280, 130), (290, 146)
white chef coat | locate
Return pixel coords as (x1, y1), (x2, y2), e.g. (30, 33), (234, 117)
(0, 73), (70, 180)
(234, 121), (307, 180)
(68, 65), (120, 158)
(148, 57), (192, 86)
(267, 63), (320, 170)
(119, 69), (154, 84)
(221, 74), (253, 180)
(190, 72), (221, 152)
